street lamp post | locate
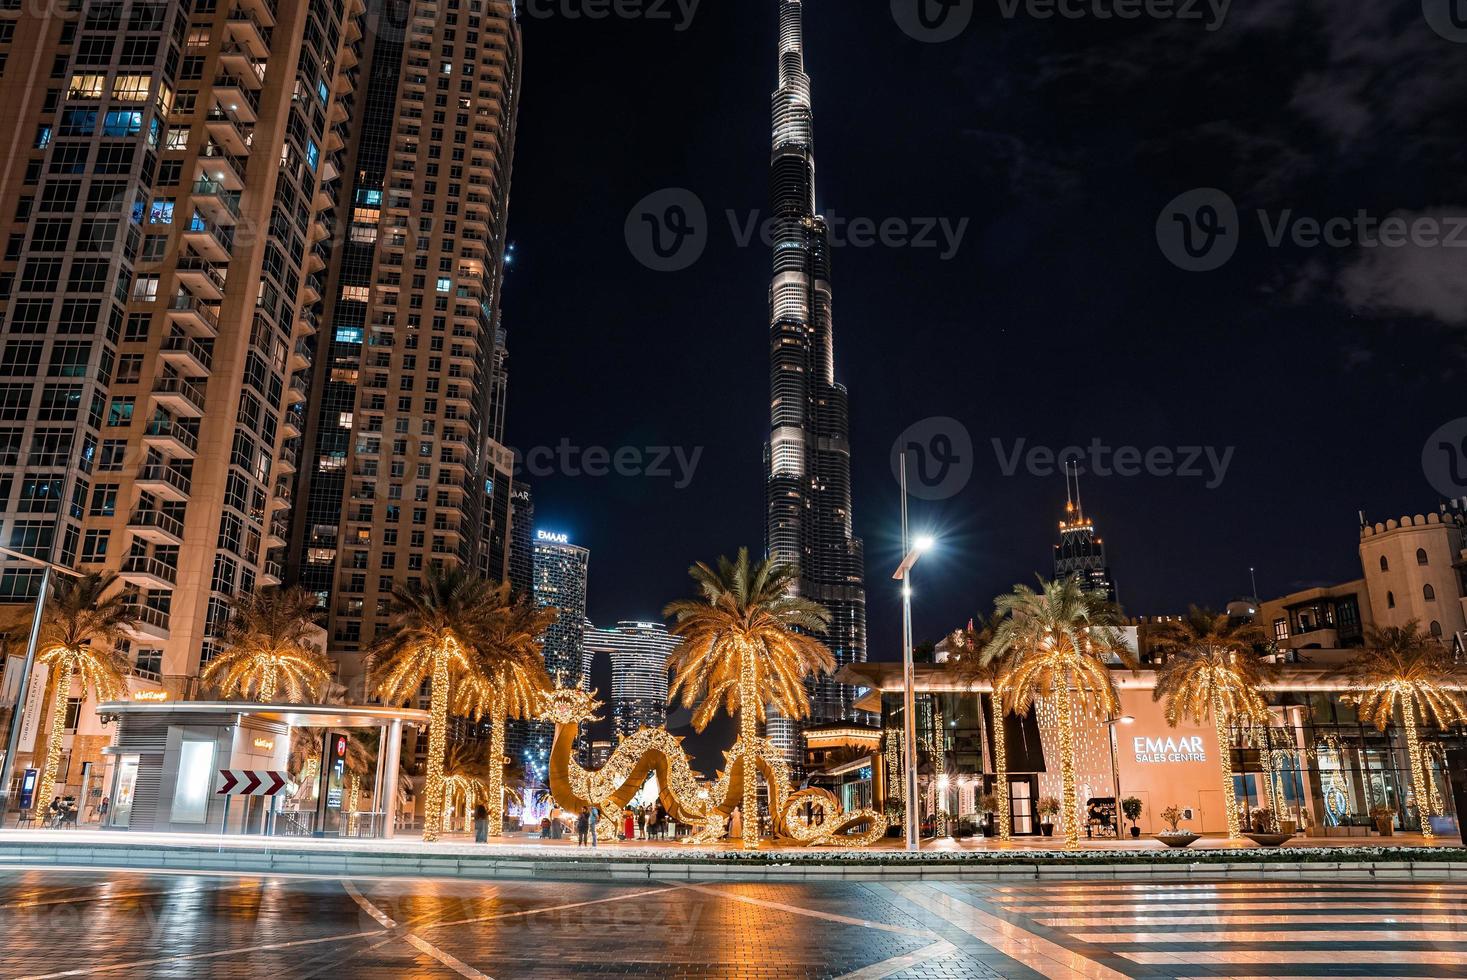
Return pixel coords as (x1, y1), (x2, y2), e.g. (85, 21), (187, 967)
(0, 545), (83, 819)
(892, 453), (934, 852)
(1103, 714), (1134, 838)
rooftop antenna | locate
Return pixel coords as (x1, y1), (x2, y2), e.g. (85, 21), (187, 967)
(1249, 566), (1258, 602)
(1072, 458), (1085, 523)
(1064, 459), (1075, 517)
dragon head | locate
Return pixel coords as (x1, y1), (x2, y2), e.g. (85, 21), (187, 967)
(538, 683), (604, 725)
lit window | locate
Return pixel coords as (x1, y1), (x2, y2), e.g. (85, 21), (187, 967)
(34, 125), (51, 149)
(164, 128), (189, 150)
(67, 73), (106, 98)
(103, 110), (143, 137)
(436, 277), (451, 293)
(111, 74), (152, 101)
(148, 198), (174, 224)
(305, 139), (319, 170)
(341, 285), (370, 303)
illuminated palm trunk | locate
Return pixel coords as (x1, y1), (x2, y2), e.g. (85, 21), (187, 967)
(35, 657), (74, 811)
(739, 652), (759, 850)
(993, 690), (1010, 842)
(259, 665), (278, 703)
(1055, 678), (1079, 849)
(421, 642), (451, 843)
(1213, 692), (1240, 839)
(300, 757), (319, 802)
(488, 692), (507, 836)
(1401, 694), (1433, 839)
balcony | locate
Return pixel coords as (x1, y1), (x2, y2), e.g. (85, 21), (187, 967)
(266, 517), (290, 548)
(198, 144), (247, 191)
(282, 404), (305, 438)
(174, 257), (226, 300)
(190, 179), (240, 226)
(152, 376), (207, 417)
(164, 294), (220, 337)
(225, 9), (272, 58)
(127, 509), (186, 546)
(120, 555), (178, 590)
(217, 44), (265, 83)
(205, 106), (253, 156)
(159, 334), (213, 376)
(121, 603), (171, 643)
(236, 0), (276, 25)
(136, 464), (193, 502)
(212, 76), (260, 123)
(182, 216), (233, 262)
(286, 374), (308, 404)
(276, 443), (298, 475)
(288, 341), (312, 373)
(143, 418), (198, 458)
(260, 560), (283, 586)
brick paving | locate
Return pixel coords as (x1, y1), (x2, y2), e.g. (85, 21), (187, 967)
(0, 869), (1461, 978)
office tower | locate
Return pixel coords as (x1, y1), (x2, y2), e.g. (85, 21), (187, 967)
(583, 619), (679, 737)
(762, 0), (868, 761)
(0, 0), (363, 700)
(507, 480), (532, 597)
(1053, 461), (1118, 604)
(289, 0), (522, 690)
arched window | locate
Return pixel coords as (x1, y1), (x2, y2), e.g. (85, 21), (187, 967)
(1430, 621), (1443, 638)
(1379, 555), (1389, 572)
(1424, 584), (1436, 601)
(1416, 548), (1429, 566)
(1387, 591), (1396, 609)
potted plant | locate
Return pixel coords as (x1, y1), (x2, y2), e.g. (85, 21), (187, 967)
(977, 792), (1000, 839)
(1370, 805), (1395, 837)
(1037, 796), (1060, 837)
(1155, 805), (1200, 847)
(1242, 806), (1293, 847)
(1121, 796), (1143, 838)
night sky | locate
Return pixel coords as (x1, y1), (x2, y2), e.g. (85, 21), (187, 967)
(499, 1), (1467, 762)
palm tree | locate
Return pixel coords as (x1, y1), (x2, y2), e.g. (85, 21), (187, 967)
(365, 564), (511, 843)
(664, 548), (836, 849)
(1150, 607), (1274, 839)
(34, 573), (138, 808)
(201, 587), (332, 703)
(950, 614), (1012, 841)
(451, 587), (557, 836)
(985, 577), (1132, 849)
(1332, 621), (1467, 839)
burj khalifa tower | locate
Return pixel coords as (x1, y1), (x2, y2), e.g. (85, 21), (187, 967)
(763, 0), (869, 763)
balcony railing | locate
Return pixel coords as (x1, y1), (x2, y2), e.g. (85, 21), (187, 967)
(144, 418), (199, 454)
(138, 464), (193, 498)
(120, 555), (178, 585)
(128, 509), (185, 540)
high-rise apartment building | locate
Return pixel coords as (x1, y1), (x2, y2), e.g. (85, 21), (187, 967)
(1053, 462), (1117, 604)
(506, 479), (532, 596)
(288, 0), (522, 692)
(582, 618), (678, 737)
(0, 0), (362, 694)
(761, 0), (868, 761)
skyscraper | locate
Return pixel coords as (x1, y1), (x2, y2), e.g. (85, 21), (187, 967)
(583, 619), (679, 737)
(762, 0), (868, 759)
(507, 480), (533, 597)
(0, 0), (361, 676)
(1053, 461), (1118, 603)
(507, 527), (588, 771)
(289, 0), (523, 691)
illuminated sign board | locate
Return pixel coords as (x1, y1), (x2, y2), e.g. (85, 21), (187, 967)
(253, 737), (275, 752)
(1133, 735), (1207, 764)
(536, 530), (569, 544)
(132, 690), (168, 702)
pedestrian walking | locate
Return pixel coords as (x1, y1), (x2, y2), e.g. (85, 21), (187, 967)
(587, 804), (600, 848)
(623, 809), (635, 841)
(729, 806), (743, 841)
(98, 796), (110, 824)
(473, 803), (489, 843)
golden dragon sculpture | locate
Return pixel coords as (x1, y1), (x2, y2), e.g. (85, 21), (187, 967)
(539, 685), (885, 846)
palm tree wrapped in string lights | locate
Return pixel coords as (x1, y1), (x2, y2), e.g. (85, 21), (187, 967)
(664, 548), (836, 850)
(1150, 607), (1274, 839)
(201, 586), (333, 703)
(985, 577), (1132, 849)
(1331, 621), (1466, 839)
(950, 614), (1012, 842)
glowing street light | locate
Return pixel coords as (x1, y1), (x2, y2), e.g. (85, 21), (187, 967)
(892, 453), (936, 852)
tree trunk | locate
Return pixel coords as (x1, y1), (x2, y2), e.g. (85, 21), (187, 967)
(35, 659), (74, 811)
(1056, 679), (1079, 849)
(739, 662), (759, 850)
(488, 694), (507, 836)
(994, 690), (1010, 842)
(259, 665), (277, 703)
(1214, 693), (1240, 839)
(421, 643), (450, 843)
(1402, 694), (1433, 839)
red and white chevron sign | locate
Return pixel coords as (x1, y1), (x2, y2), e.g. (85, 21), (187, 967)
(216, 769), (288, 797)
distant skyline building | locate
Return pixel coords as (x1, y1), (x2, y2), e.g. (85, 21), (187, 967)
(507, 481), (533, 597)
(583, 619), (679, 737)
(510, 527), (588, 771)
(1053, 461), (1118, 604)
(762, 0), (869, 763)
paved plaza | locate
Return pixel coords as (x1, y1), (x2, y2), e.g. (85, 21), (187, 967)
(0, 867), (1462, 979)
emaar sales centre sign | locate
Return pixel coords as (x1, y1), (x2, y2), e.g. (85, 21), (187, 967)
(1133, 735), (1207, 764)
